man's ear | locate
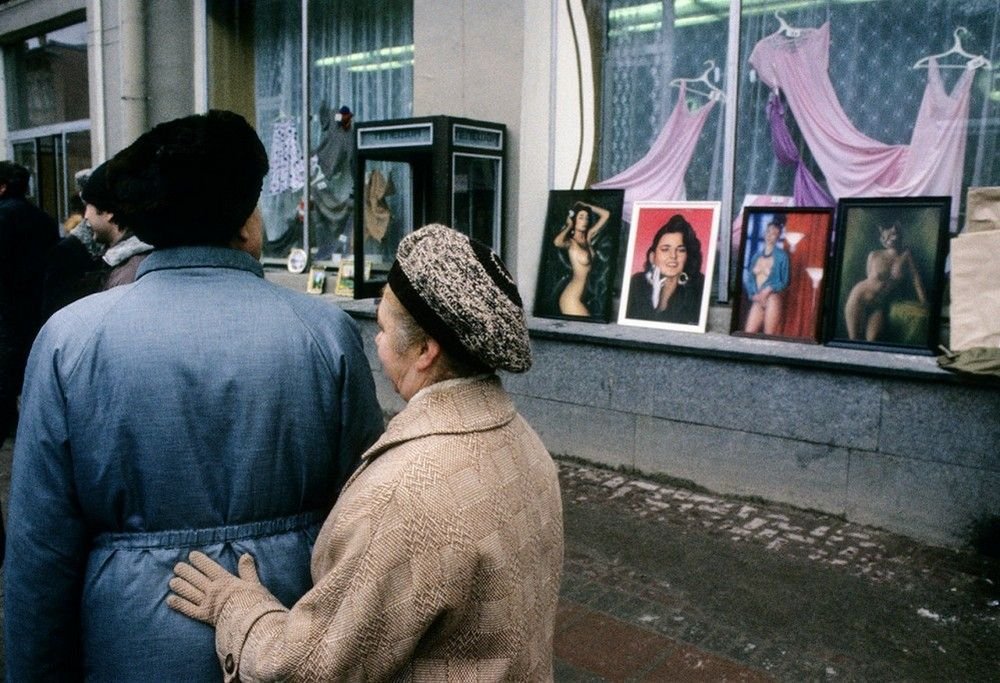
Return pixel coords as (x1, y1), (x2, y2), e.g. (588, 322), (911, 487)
(229, 208), (262, 256)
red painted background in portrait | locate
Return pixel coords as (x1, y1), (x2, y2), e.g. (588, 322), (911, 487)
(629, 206), (717, 277)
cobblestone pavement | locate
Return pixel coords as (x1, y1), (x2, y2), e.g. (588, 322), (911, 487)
(553, 459), (1000, 681)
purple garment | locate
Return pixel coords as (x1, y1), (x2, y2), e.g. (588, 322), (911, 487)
(593, 82), (717, 220)
(766, 94), (835, 207)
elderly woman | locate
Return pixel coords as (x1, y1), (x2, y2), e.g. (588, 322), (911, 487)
(168, 225), (564, 680)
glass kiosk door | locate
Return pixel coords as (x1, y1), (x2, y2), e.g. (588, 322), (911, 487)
(353, 116), (505, 298)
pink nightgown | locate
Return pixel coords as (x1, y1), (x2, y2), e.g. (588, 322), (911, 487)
(592, 81), (718, 220)
(749, 22), (973, 226)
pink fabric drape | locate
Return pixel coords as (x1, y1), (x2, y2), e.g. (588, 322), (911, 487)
(749, 22), (974, 227)
(592, 82), (717, 220)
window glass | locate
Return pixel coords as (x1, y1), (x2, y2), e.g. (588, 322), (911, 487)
(252, 0), (306, 259)
(307, 0), (414, 263)
(453, 154), (501, 249)
(594, 0), (728, 202)
(361, 158), (413, 285)
(208, 0), (414, 263)
(735, 1), (999, 236)
(4, 22), (89, 131)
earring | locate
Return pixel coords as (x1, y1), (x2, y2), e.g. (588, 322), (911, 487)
(678, 272), (689, 285)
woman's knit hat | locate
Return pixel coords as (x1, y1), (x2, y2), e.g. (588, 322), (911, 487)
(387, 224), (532, 373)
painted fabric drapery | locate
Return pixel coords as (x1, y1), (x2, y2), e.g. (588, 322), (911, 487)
(592, 82), (717, 220)
(749, 22), (974, 227)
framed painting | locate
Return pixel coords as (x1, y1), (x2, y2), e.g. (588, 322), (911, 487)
(824, 196), (950, 354)
(618, 201), (720, 332)
(307, 267), (327, 295)
(533, 189), (625, 323)
(731, 207), (834, 343)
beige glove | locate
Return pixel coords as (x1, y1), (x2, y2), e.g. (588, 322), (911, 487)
(167, 551), (262, 626)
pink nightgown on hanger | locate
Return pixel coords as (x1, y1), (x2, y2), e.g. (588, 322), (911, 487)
(749, 22), (974, 226)
(592, 81), (718, 221)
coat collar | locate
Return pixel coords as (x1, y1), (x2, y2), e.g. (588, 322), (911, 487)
(136, 246), (264, 279)
(359, 374), (515, 465)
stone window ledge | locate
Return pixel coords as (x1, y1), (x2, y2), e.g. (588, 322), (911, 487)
(265, 271), (989, 386)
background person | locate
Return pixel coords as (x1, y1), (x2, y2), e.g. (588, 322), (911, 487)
(742, 218), (790, 335)
(625, 214), (704, 325)
(40, 168), (110, 319)
(168, 224), (564, 681)
(4, 110), (384, 680)
(80, 160), (154, 289)
(552, 200), (611, 316)
(0, 161), (59, 447)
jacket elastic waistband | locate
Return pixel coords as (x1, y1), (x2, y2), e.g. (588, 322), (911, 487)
(92, 509), (327, 550)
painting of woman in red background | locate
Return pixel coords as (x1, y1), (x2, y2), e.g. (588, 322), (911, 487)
(619, 201), (720, 333)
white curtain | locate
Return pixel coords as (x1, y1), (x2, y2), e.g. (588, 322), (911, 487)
(255, 0), (414, 254)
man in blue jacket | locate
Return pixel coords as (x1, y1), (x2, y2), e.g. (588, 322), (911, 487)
(4, 110), (385, 680)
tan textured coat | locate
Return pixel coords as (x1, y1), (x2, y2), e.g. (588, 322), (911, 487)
(214, 375), (564, 681)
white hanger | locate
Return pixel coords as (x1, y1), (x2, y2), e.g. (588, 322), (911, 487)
(773, 11), (802, 38)
(669, 60), (725, 101)
(913, 27), (992, 70)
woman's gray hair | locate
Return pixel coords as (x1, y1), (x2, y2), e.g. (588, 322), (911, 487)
(382, 286), (487, 379)
(383, 288), (427, 355)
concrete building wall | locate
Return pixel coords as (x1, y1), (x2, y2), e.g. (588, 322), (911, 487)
(144, 0), (193, 128)
(413, 0), (528, 273)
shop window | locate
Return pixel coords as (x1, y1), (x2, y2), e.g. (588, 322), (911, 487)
(582, 1), (999, 302)
(4, 20), (91, 224)
(734, 1), (1000, 236)
(207, 0), (413, 264)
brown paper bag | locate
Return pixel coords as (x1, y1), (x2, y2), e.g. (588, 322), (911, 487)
(949, 231), (1000, 351)
(965, 187), (1000, 234)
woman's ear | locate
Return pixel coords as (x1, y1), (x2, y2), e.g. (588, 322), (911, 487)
(414, 336), (443, 372)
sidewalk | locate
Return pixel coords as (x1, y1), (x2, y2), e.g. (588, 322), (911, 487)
(2, 442), (998, 680)
(553, 460), (1000, 681)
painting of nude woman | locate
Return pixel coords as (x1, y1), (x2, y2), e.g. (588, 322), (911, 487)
(825, 197), (949, 354)
(732, 208), (833, 343)
(533, 190), (624, 322)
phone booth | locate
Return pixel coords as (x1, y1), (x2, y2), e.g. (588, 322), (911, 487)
(352, 115), (506, 298)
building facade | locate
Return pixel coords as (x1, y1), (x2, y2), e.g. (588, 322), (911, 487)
(2, 0), (999, 547)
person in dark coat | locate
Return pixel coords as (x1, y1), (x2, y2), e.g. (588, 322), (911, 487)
(41, 168), (110, 320)
(0, 161), (59, 445)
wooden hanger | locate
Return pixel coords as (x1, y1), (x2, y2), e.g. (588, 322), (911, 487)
(669, 60), (725, 101)
(913, 27), (992, 70)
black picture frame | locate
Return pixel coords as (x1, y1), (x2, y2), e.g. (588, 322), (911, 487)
(731, 207), (834, 344)
(533, 189), (625, 323)
(824, 196), (950, 355)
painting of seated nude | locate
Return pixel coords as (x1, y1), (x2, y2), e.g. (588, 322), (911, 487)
(533, 189), (624, 323)
(825, 196), (950, 355)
